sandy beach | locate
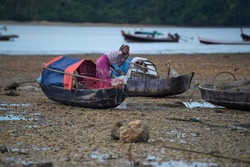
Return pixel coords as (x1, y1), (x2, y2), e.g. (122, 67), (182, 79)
(0, 53), (250, 167)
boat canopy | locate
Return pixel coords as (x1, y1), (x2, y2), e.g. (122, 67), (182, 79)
(135, 31), (163, 36)
(112, 57), (159, 83)
(41, 56), (96, 90)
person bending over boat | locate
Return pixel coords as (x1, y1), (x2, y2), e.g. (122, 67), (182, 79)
(96, 44), (130, 79)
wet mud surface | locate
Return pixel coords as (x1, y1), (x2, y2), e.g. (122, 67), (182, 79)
(0, 54), (250, 167)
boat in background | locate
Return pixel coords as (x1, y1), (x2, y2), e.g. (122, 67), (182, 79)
(198, 36), (250, 45)
(121, 30), (179, 42)
(240, 28), (250, 41)
(0, 34), (19, 41)
(0, 25), (19, 41)
(39, 56), (127, 109)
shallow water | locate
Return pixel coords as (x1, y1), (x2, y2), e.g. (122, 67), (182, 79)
(89, 150), (218, 167)
(0, 25), (250, 55)
(0, 114), (35, 121)
(115, 101), (223, 110)
(0, 103), (32, 107)
(183, 101), (225, 109)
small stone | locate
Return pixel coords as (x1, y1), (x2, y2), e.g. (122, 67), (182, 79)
(0, 145), (8, 153)
(5, 90), (20, 96)
(4, 82), (20, 90)
(24, 162), (53, 167)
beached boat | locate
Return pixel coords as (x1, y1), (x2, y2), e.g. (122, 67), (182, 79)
(121, 30), (179, 42)
(112, 57), (194, 97)
(240, 28), (250, 41)
(0, 34), (19, 41)
(198, 36), (250, 45)
(39, 56), (127, 109)
(198, 81), (250, 111)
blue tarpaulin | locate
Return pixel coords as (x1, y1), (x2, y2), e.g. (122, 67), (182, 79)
(41, 56), (81, 87)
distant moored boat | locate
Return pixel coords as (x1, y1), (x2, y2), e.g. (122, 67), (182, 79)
(198, 36), (250, 45)
(240, 28), (250, 41)
(121, 30), (179, 42)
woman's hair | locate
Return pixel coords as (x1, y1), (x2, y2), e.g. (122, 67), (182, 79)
(119, 44), (129, 51)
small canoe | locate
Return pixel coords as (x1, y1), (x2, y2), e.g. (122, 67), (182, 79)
(198, 83), (250, 111)
(198, 36), (250, 45)
(121, 30), (179, 42)
(39, 56), (127, 109)
(127, 72), (194, 97)
(112, 57), (194, 97)
(0, 34), (19, 41)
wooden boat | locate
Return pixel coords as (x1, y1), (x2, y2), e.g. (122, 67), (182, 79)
(240, 28), (250, 41)
(198, 36), (250, 45)
(39, 56), (127, 109)
(0, 34), (19, 41)
(113, 57), (194, 97)
(198, 81), (250, 111)
(121, 30), (179, 42)
(127, 72), (194, 97)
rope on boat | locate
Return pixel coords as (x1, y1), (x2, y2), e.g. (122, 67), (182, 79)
(212, 71), (237, 85)
(187, 82), (200, 102)
(44, 67), (115, 84)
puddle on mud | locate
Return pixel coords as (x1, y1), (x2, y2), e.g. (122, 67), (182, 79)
(0, 103), (32, 107)
(183, 101), (224, 109)
(0, 107), (7, 111)
(226, 124), (250, 131)
(115, 101), (224, 110)
(9, 146), (51, 152)
(144, 158), (218, 167)
(115, 101), (184, 110)
(88, 150), (218, 167)
(0, 114), (35, 121)
(90, 151), (111, 162)
(4, 157), (51, 167)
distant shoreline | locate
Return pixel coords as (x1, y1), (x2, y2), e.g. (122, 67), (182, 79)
(0, 20), (247, 28)
(1, 53), (249, 57)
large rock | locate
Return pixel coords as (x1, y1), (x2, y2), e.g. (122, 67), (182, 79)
(111, 120), (149, 143)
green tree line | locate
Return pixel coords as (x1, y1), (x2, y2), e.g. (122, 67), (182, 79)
(0, 0), (249, 26)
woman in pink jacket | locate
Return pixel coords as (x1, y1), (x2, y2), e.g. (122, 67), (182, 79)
(96, 44), (130, 79)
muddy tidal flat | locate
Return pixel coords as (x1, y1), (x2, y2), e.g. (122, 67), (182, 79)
(0, 53), (250, 167)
